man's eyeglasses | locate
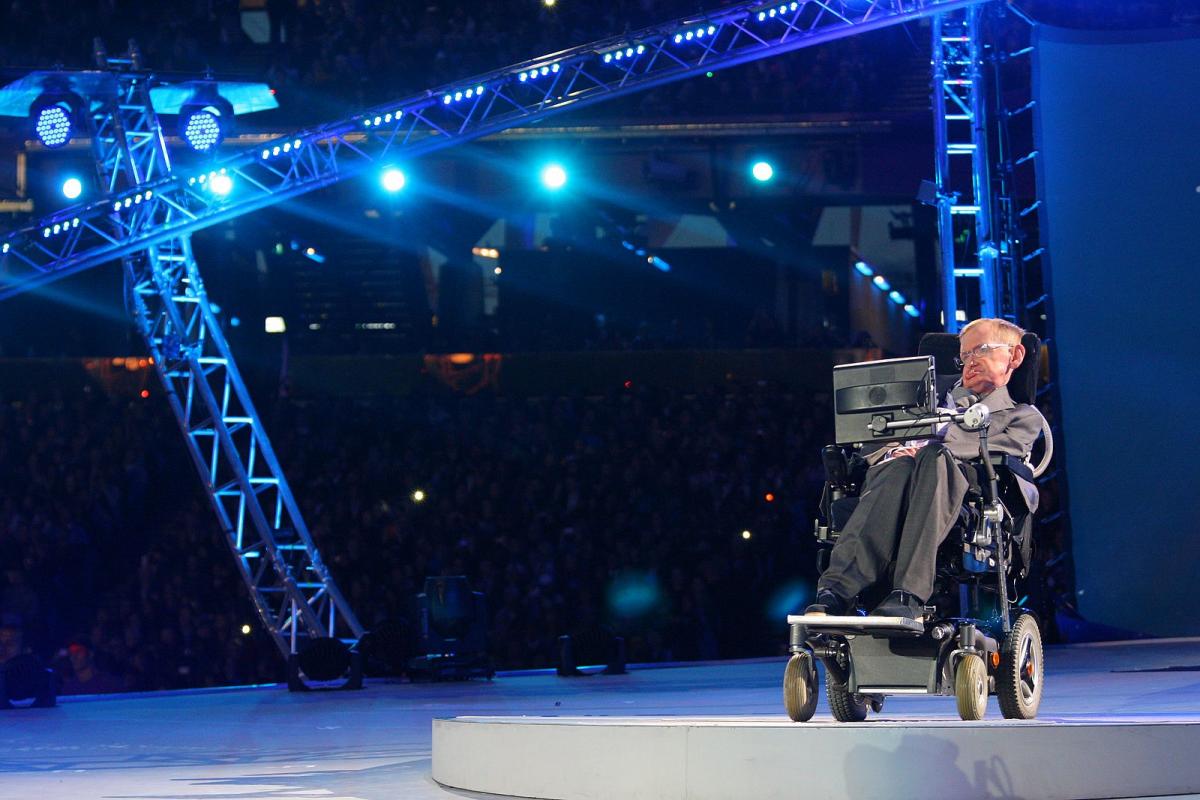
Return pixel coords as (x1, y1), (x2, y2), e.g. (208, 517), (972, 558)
(954, 342), (1014, 369)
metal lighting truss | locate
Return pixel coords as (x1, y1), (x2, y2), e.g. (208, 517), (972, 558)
(930, 3), (996, 332)
(0, 0), (986, 300)
(89, 44), (364, 657)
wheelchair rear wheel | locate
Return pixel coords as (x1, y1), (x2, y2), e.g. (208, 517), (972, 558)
(998, 614), (1044, 719)
(783, 652), (818, 722)
(826, 670), (870, 722)
(955, 653), (988, 720)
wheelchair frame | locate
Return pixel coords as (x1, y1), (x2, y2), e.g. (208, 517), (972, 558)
(782, 403), (1045, 722)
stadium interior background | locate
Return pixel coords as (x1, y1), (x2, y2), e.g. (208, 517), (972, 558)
(0, 0), (1195, 693)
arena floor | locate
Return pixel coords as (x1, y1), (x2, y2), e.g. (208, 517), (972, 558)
(3, 638), (1199, 800)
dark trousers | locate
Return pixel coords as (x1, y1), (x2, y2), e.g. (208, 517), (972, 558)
(818, 443), (969, 604)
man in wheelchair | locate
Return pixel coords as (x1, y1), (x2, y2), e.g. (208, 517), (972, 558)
(781, 317), (1050, 721)
(806, 317), (1041, 623)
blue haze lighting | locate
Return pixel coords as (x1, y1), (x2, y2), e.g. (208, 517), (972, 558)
(540, 163), (567, 190)
(34, 104), (73, 148)
(381, 168), (406, 193)
(751, 161), (775, 182)
(61, 177), (83, 200)
(872, 275), (890, 291)
(854, 260), (874, 277)
(181, 108), (223, 152)
(607, 571), (662, 620)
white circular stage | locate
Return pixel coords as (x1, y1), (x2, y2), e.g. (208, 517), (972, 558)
(433, 713), (1200, 800)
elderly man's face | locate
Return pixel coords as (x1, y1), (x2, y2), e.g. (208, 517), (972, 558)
(959, 323), (1024, 396)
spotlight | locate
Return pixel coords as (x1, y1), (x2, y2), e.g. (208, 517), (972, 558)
(381, 168), (406, 193)
(181, 109), (222, 152)
(741, 530), (753, 540)
(61, 177), (83, 200)
(751, 160), (775, 182)
(178, 84), (234, 153)
(29, 83), (84, 149)
(412, 489), (426, 503)
(241, 624), (252, 635)
(540, 163), (567, 190)
(872, 275), (891, 291)
(208, 173), (233, 195)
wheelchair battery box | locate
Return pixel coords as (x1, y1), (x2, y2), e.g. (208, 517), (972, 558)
(846, 634), (942, 694)
(832, 356), (937, 445)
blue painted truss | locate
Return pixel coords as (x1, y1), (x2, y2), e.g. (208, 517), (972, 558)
(0, 0), (986, 300)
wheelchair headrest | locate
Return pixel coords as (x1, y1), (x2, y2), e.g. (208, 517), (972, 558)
(918, 331), (1041, 406)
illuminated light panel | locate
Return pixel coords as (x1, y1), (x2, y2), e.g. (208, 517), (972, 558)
(34, 104), (73, 148)
(540, 163), (567, 190)
(209, 173), (233, 196)
(181, 108), (223, 152)
(381, 168), (406, 193)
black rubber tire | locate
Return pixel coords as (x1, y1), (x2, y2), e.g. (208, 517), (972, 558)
(955, 653), (988, 720)
(826, 670), (869, 722)
(783, 653), (818, 722)
(998, 614), (1044, 719)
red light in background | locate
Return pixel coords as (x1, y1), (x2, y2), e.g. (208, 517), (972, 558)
(764, 492), (775, 503)
(623, 380), (633, 389)
(140, 389), (150, 399)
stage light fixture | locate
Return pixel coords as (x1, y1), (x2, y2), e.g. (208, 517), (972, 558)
(854, 260), (874, 277)
(178, 84), (234, 153)
(872, 275), (891, 291)
(208, 172), (233, 195)
(61, 177), (83, 200)
(29, 83), (84, 149)
(751, 160), (775, 182)
(381, 167), (406, 193)
(540, 163), (567, 190)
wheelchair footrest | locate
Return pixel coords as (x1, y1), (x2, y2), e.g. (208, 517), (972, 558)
(786, 614), (925, 635)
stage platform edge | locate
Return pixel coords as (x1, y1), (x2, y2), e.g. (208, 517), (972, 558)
(432, 714), (1200, 800)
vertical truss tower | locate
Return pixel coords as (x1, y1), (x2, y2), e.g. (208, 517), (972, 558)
(88, 42), (363, 658)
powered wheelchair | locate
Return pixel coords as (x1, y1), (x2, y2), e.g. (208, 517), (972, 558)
(782, 332), (1053, 722)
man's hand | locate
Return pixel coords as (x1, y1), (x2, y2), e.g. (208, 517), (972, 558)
(889, 442), (927, 460)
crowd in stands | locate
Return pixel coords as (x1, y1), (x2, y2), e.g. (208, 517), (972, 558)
(1, 373), (842, 692)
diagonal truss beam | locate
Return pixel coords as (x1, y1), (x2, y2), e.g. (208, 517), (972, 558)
(0, 0), (987, 300)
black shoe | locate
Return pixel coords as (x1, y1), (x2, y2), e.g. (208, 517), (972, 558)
(871, 590), (925, 622)
(805, 589), (849, 617)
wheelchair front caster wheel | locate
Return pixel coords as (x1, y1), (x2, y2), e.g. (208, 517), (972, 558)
(783, 653), (818, 722)
(827, 670), (870, 722)
(998, 613), (1044, 719)
(955, 653), (988, 720)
